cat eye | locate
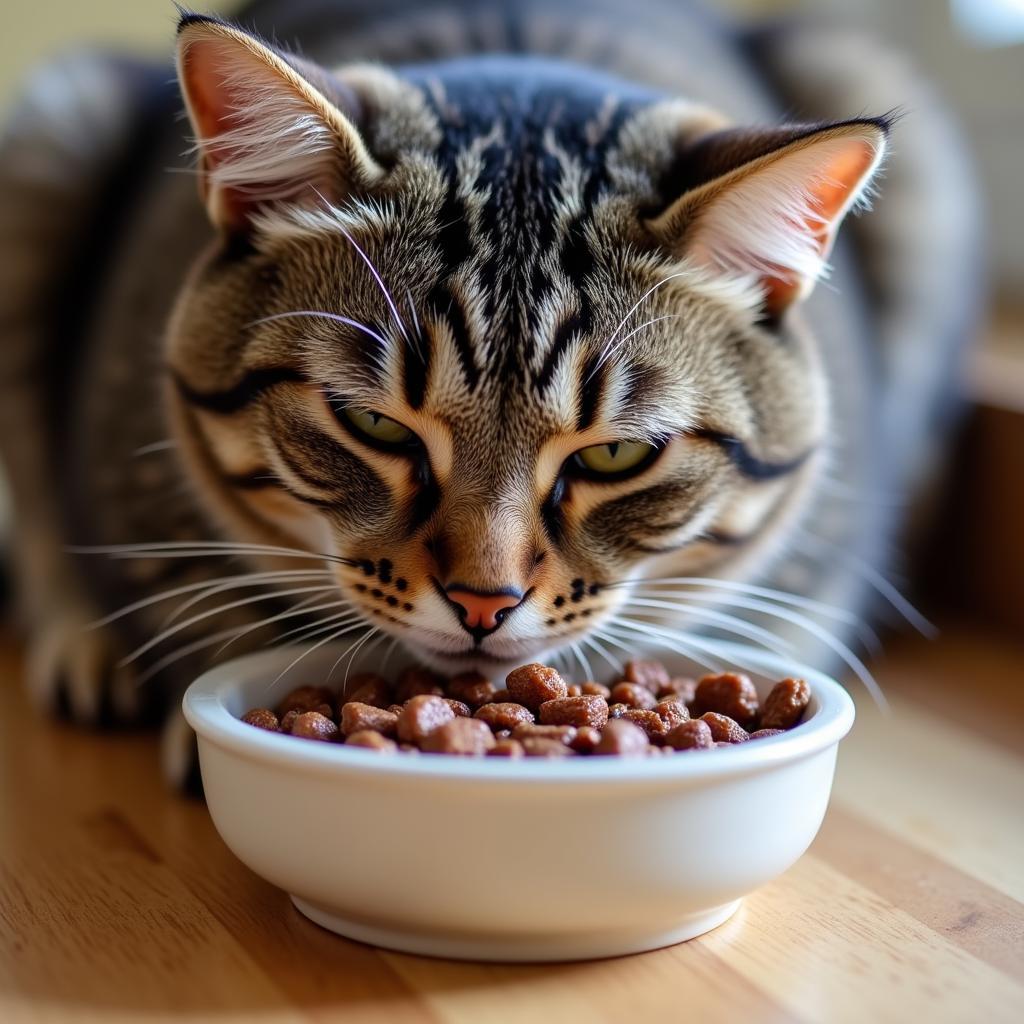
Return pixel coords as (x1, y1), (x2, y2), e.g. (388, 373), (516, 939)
(571, 440), (659, 479)
(333, 404), (420, 451)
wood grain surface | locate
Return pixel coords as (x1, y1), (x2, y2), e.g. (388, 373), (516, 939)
(2, 623), (1022, 1023)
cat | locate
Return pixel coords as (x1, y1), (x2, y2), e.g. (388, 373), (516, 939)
(0, 0), (981, 789)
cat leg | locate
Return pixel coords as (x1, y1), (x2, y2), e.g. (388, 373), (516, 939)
(0, 51), (160, 723)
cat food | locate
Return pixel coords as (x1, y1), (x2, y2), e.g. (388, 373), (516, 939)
(240, 660), (812, 758)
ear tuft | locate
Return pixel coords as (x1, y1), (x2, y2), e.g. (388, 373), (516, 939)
(649, 120), (888, 317)
(176, 19), (383, 232)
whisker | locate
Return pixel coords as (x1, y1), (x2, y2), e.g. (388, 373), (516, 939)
(266, 606), (364, 650)
(271, 621), (373, 687)
(601, 621), (725, 675)
(608, 575), (881, 654)
(160, 570), (333, 627)
(249, 310), (389, 349)
(619, 597), (794, 655)
(119, 584), (340, 666)
(336, 627), (383, 692)
(591, 272), (689, 376)
(601, 314), (682, 368)
(580, 632), (624, 676)
(71, 539), (352, 567)
(214, 601), (359, 658)
(91, 569), (332, 629)
(335, 224), (411, 344)
(569, 641), (594, 684)
(624, 591), (888, 710)
(794, 530), (937, 638)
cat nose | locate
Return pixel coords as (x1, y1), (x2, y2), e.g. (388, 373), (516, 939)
(442, 585), (525, 636)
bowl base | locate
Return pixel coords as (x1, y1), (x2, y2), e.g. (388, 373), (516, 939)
(291, 895), (742, 962)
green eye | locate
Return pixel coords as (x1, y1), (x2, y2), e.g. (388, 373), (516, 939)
(573, 440), (656, 476)
(341, 408), (416, 446)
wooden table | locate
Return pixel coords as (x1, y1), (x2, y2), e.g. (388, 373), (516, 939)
(2, 624), (1023, 1023)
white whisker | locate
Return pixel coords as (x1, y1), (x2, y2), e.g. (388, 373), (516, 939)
(591, 272), (689, 376)
(581, 632), (624, 676)
(619, 597), (794, 655)
(335, 223), (411, 344)
(795, 530), (936, 638)
(91, 569), (331, 628)
(250, 310), (389, 349)
(569, 641), (594, 684)
(119, 584), (339, 665)
(214, 601), (359, 658)
(601, 621), (725, 675)
(160, 569), (333, 627)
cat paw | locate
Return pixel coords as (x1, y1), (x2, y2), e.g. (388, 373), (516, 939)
(160, 707), (203, 796)
(27, 609), (142, 726)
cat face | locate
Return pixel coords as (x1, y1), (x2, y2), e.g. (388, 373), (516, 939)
(167, 17), (886, 672)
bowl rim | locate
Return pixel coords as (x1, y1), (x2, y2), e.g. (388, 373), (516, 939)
(183, 640), (855, 785)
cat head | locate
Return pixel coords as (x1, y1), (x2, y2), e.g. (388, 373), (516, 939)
(167, 16), (887, 673)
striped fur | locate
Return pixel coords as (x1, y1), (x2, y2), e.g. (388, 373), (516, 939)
(0, 0), (980, 785)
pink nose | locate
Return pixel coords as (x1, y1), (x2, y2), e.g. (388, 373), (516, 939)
(444, 587), (524, 632)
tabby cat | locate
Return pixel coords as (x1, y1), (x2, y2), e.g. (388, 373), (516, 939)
(0, 0), (979, 787)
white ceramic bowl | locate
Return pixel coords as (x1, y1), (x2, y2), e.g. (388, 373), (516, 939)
(183, 641), (854, 962)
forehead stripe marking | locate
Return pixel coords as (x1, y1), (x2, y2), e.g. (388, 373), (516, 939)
(427, 282), (480, 390)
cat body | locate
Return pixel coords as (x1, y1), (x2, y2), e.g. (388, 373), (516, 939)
(0, 0), (980, 784)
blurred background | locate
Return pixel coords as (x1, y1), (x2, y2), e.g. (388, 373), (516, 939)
(1, 0), (1021, 635)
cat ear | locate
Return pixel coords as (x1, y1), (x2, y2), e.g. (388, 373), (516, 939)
(175, 15), (385, 233)
(647, 119), (888, 318)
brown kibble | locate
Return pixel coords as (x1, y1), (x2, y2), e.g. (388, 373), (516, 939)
(241, 708), (279, 732)
(396, 694), (455, 744)
(506, 663), (568, 710)
(447, 671), (497, 708)
(594, 719), (650, 756)
(422, 717), (496, 755)
(761, 678), (811, 730)
(657, 677), (697, 703)
(494, 729), (512, 740)
(289, 711), (339, 742)
(607, 702), (628, 719)
(621, 708), (668, 740)
(444, 698), (472, 718)
(749, 728), (787, 740)
(398, 743), (420, 754)
(666, 719), (715, 751)
(570, 726), (602, 753)
(490, 688), (511, 702)
(581, 681), (611, 699)
(278, 685), (335, 716)
(386, 703), (404, 716)
(395, 666), (446, 703)
(609, 682), (657, 711)
(340, 702), (398, 738)
(623, 659), (671, 692)
(488, 738), (525, 757)
(346, 730), (397, 752)
(279, 709), (300, 734)
(475, 702), (535, 731)
(700, 712), (750, 744)
(691, 673), (760, 730)
(521, 737), (576, 757)
(511, 723), (577, 745)
(342, 673), (392, 709)
(566, 683), (582, 697)
(538, 695), (609, 730)
(655, 698), (689, 731)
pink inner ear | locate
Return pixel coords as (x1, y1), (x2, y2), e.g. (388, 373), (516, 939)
(762, 139), (879, 316)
